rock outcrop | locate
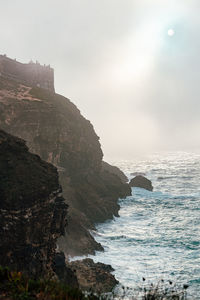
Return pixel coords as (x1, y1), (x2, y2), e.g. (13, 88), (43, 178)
(69, 258), (118, 293)
(0, 130), (77, 286)
(102, 161), (128, 184)
(129, 175), (153, 191)
(0, 77), (131, 257)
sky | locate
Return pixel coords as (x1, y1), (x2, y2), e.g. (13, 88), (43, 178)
(1, 0), (200, 160)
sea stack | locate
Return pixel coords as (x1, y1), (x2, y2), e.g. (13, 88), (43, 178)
(129, 175), (153, 191)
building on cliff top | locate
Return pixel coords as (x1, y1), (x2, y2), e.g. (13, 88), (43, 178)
(0, 54), (54, 92)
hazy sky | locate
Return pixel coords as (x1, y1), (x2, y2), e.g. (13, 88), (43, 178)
(1, 0), (200, 160)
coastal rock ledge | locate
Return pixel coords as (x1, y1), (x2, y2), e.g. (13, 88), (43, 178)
(69, 258), (118, 294)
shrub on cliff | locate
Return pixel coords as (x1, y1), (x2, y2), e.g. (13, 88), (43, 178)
(0, 266), (94, 300)
(0, 266), (188, 300)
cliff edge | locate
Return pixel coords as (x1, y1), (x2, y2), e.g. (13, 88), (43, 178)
(0, 77), (131, 256)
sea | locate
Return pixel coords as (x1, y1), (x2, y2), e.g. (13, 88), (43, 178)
(88, 152), (200, 299)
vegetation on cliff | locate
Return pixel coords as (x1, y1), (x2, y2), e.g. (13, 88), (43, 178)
(0, 266), (188, 300)
(0, 266), (85, 300)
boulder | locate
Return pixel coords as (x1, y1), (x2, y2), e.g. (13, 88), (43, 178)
(129, 175), (153, 191)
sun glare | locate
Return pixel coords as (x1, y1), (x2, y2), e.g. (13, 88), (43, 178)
(109, 17), (177, 86)
(109, 20), (163, 85)
(168, 29), (175, 36)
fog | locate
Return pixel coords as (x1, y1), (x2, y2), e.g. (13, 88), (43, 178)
(1, 0), (200, 159)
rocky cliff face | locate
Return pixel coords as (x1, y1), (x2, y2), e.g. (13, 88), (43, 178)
(0, 77), (131, 256)
(0, 130), (74, 281)
(102, 161), (128, 184)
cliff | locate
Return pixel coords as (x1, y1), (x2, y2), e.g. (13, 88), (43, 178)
(0, 77), (131, 256)
(0, 55), (54, 92)
(0, 129), (77, 286)
(102, 161), (128, 184)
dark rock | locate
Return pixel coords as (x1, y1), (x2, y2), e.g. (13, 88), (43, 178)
(69, 258), (118, 294)
(53, 252), (78, 288)
(102, 161), (128, 184)
(58, 207), (104, 257)
(58, 168), (131, 256)
(129, 175), (153, 191)
(0, 130), (75, 283)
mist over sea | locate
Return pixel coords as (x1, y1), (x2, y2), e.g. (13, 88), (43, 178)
(90, 152), (200, 298)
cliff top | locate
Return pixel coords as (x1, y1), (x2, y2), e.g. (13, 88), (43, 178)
(0, 54), (54, 92)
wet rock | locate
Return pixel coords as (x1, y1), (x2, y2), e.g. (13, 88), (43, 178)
(129, 175), (153, 191)
(69, 258), (118, 294)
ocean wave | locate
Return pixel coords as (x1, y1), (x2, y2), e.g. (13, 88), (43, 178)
(90, 152), (200, 297)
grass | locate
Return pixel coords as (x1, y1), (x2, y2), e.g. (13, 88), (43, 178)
(0, 267), (189, 300)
